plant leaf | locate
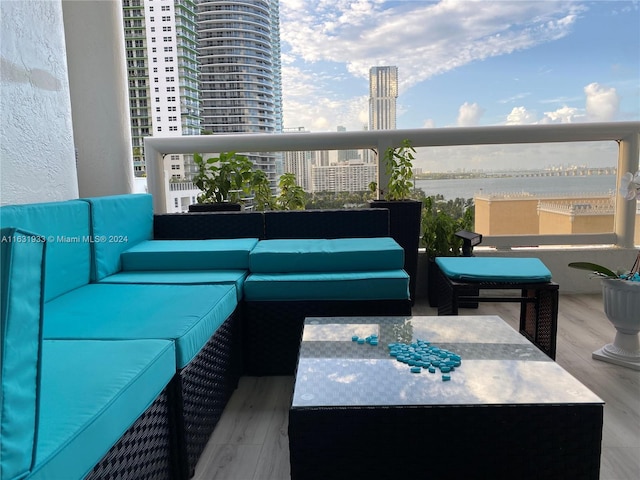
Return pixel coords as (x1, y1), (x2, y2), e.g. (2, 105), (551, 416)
(568, 262), (618, 278)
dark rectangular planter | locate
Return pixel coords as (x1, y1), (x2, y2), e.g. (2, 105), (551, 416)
(369, 200), (422, 304)
(188, 203), (242, 212)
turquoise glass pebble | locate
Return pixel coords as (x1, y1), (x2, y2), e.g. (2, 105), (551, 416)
(356, 336), (462, 378)
(385, 337), (462, 378)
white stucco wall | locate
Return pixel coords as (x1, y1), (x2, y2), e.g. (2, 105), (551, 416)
(0, 0), (79, 205)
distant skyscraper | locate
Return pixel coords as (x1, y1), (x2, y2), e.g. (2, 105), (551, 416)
(198, 0), (283, 185)
(122, 0), (201, 177)
(369, 66), (398, 130)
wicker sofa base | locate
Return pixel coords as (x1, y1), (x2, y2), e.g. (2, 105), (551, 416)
(172, 311), (242, 480)
(243, 299), (412, 376)
(86, 384), (177, 480)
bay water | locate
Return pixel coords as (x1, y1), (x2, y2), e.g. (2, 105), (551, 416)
(414, 174), (617, 200)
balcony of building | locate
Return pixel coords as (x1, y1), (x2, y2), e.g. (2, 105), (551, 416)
(2, 2), (638, 478)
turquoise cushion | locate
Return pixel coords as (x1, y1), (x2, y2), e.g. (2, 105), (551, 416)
(30, 339), (174, 480)
(43, 283), (237, 368)
(81, 194), (154, 281)
(435, 257), (553, 283)
(121, 238), (259, 271)
(1, 228), (45, 480)
(249, 238), (404, 273)
(100, 270), (248, 300)
(0, 201), (91, 301)
(243, 270), (410, 301)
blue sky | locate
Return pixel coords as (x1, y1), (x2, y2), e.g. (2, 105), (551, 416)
(279, 0), (640, 133)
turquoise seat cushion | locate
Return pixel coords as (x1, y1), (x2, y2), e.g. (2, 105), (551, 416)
(0, 200), (91, 301)
(30, 339), (175, 480)
(1, 228), (45, 480)
(243, 270), (410, 301)
(44, 283), (237, 368)
(100, 270), (248, 300)
(249, 238), (404, 273)
(81, 194), (154, 281)
(121, 238), (259, 271)
(435, 257), (552, 283)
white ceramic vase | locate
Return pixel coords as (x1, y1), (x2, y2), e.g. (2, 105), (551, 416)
(593, 279), (640, 370)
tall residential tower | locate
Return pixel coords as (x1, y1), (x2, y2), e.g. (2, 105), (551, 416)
(198, 0), (283, 185)
(122, 0), (201, 178)
(369, 66), (398, 131)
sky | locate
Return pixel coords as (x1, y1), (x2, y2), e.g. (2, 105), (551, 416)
(277, 0), (639, 171)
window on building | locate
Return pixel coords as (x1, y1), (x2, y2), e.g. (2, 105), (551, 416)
(169, 126), (178, 131)
(164, 57), (173, 62)
(155, 87), (159, 92)
(149, 17), (154, 22)
(166, 86), (175, 92)
(165, 76), (174, 82)
(157, 116), (161, 121)
(169, 116), (177, 121)
(163, 36), (171, 42)
(162, 16), (171, 21)
(157, 126), (162, 132)
(167, 96), (175, 101)
(164, 46), (173, 52)
(153, 67), (158, 73)
(165, 67), (174, 72)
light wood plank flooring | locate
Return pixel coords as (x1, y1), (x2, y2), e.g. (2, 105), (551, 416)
(194, 294), (640, 480)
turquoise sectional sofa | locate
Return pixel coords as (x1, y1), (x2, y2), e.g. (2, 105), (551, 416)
(1, 194), (411, 479)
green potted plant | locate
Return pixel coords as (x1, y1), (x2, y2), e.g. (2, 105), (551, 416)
(275, 172), (306, 210)
(422, 196), (474, 307)
(369, 139), (423, 304)
(190, 151), (254, 212)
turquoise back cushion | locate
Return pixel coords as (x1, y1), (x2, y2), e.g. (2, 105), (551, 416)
(249, 238), (405, 273)
(0, 201), (91, 301)
(82, 194), (153, 280)
(1, 228), (45, 480)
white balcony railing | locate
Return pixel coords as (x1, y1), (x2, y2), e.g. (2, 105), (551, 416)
(145, 122), (638, 243)
(145, 122), (639, 294)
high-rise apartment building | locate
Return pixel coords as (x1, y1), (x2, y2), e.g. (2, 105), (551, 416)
(369, 66), (398, 131)
(198, 0), (283, 186)
(312, 163), (377, 193)
(122, 0), (201, 178)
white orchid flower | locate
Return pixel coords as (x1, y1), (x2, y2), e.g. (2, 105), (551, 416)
(619, 171), (640, 200)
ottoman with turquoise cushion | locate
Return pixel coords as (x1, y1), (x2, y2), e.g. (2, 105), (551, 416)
(435, 257), (559, 359)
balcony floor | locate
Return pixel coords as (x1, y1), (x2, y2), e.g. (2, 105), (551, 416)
(194, 293), (640, 480)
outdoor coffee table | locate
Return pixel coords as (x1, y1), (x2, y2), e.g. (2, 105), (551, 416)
(289, 316), (604, 480)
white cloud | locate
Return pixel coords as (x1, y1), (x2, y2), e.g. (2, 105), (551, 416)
(540, 106), (584, 124)
(457, 102), (484, 126)
(506, 106), (537, 125)
(584, 83), (620, 121)
(280, 0), (583, 89)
